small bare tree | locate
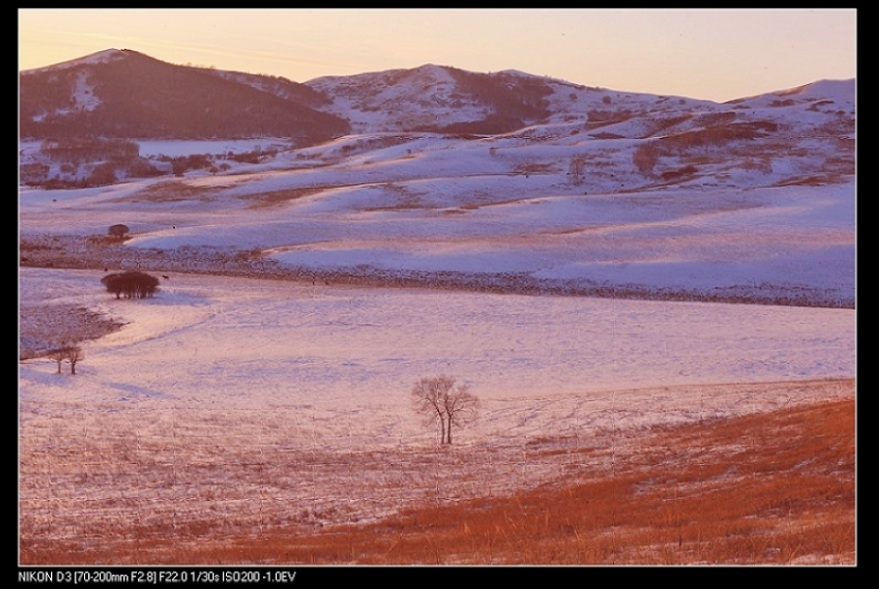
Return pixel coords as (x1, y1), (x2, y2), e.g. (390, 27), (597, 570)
(67, 346), (83, 375)
(47, 345), (84, 375)
(411, 375), (479, 445)
(48, 347), (68, 374)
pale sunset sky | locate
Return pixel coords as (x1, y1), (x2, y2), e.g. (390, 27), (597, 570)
(18, 8), (856, 103)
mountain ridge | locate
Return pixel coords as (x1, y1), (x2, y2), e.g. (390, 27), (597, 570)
(19, 49), (349, 142)
(21, 48), (854, 142)
(19, 50), (855, 309)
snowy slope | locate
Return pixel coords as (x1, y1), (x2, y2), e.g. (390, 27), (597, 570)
(18, 57), (855, 306)
(19, 263), (855, 549)
(19, 267), (855, 439)
(18, 61), (856, 557)
(19, 72), (856, 307)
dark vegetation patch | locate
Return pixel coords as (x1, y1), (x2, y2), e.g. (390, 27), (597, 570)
(19, 234), (854, 309)
(20, 304), (126, 360)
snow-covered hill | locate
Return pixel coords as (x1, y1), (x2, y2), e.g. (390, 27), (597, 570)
(19, 50), (855, 306)
(18, 52), (856, 563)
(19, 49), (349, 143)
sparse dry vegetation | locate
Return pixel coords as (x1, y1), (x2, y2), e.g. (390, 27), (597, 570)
(240, 186), (327, 208)
(19, 304), (125, 360)
(18, 234), (854, 308)
(633, 141), (660, 175)
(20, 386), (853, 565)
(18, 64), (855, 569)
(120, 179), (221, 203)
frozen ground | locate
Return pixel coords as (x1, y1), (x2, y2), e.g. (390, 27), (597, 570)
(19, 268), (855, 422)
(18, 107), (856, 308)
(18, 78), (856, 560)
(19, 267), (855, 558)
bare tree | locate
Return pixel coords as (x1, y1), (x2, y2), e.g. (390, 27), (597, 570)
(569, 155), (586, 186)
(48, 347), (68, 374)
(412, 375), (449, 444)
(47, 345), (83, 375)
(411, 375), (479, 445)
(441, 381), (479, 444)
(67, 346), (83, 375)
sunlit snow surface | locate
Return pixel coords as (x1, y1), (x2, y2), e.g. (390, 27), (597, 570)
(20, 177), (855, 301)
(18, 76), (856, 560)
(20, 268), (854, 448)
(19, 124), (856, 441)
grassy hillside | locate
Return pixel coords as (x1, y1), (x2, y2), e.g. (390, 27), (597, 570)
(21, 389), (854, 565)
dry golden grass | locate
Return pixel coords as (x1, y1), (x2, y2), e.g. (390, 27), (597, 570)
(268, 396), (853, 566)
(659, 121), (779, 150)
(242, 186), (327, 208)
(116, 180), (220, 203)
(513, 162), (557, 176)
(23, 390), (853, 566)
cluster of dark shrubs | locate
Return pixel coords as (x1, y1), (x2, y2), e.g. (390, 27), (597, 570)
(101, 271), (159, 299)
(156, 151), (261, 176)
(448, 69), (552, 121)
(25, 137), (162, 189)
(108, 224), (129, 238)
(228, 148), (277, 164)
(436, 70), (553, 135)
(168, 153), (213, 176)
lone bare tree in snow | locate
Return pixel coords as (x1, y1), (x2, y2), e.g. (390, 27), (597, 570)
(569, 155), (586, 186)
(67, 346), (83, 375)
(48, 345), (83, 375)
(48, 347), (68, 374)
(411, 375), (480, 445)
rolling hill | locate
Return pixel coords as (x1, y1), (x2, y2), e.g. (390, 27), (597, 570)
(19, 50), (855, 307)
(19, 49), (349, 142)
(18, 50), (856, 565)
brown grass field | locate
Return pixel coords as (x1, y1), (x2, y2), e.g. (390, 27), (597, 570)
(20, 381), (855, 566)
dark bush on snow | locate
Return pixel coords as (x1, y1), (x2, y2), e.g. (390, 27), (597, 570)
(101, 271), (160, 299)
(108, 224), (130, 238)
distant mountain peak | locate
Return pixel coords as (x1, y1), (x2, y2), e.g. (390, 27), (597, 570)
(19, 48), (854, 148)
(19, 49), (349, 141)
(23, 48), (130, 75)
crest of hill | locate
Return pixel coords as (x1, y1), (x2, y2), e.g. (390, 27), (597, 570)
(781, 79), (855, 109)
(724, 79), (855, 111)
(23, 48), (129, 73)
(306, 63), (733, 134)
(306, 63), (556, 134)
(19, 49), (349, 142)
(20, 49), (855, 144)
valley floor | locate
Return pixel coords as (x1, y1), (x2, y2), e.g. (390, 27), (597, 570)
(18, 254), (856, 566)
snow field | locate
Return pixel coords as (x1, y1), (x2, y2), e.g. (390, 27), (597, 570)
(20, 268), (855, 447)
(19, 86), (855, 308)
(19, 267), (854, 539)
